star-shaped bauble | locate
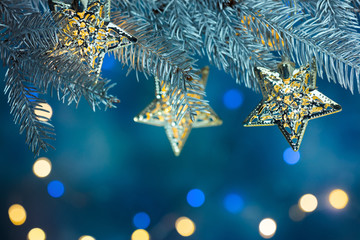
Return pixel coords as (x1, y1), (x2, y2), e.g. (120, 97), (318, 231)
(49, 0), (137, 76)
(134, 67), (223, 156)
(243, 58), (342, 151)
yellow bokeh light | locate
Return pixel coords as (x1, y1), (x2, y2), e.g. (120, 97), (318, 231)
(79, 236), (96, 240)
(299, 194), (318, 213)
(131, 229), (150, 240)
(289, 205), (305, 222)
(33, 157), (52, 178)
(175, 216), (195, 237)
(8, 204), (27, 226)
(259, 218), (277, 239)
(28, 228), (46, 240)
(329, 189), (349, 209)
(34, 103), (53, 122)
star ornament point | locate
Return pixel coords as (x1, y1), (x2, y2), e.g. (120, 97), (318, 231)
(134, 67), (222, 156)
(243, 59), (341, 151)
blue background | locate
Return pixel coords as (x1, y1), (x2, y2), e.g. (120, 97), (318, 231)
(1, 53), (360, 240)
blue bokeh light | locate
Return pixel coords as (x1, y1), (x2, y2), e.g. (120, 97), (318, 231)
(283, 147), (300, 165)
(24, 86), (39, 102)
(187, 189), (205, 207)
(223, 89), (244, 109)
(102, 54), (116, 70)
(224, 193), (244, 214)
(133, 212), (150, 229)
(47, 180), (65, 198)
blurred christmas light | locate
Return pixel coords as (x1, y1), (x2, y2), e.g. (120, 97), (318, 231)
(33, 157), (52, 178)
(187, 189), (205, 207)
(34, 103), (53, 122)
(24, 86), (39, 102)
(223, 89), (243, 109)
(131, 229), (150, 240)
(224, 193), (244, 214)
(175, 217), (196, 237)
(133, 212), (151, 229)
(299, 194), (318, 212)
(289, 205), (305, 222)
(102, 54), (116, 70)
(28, 228), (46, 240)
(259, 218), (277, 239)
(283, 147), (300, 165)
(8, 204), (27, 226)
(329, 189), (349, 209)
(79, 236), (95, 240)
(47, 180), (65, 198)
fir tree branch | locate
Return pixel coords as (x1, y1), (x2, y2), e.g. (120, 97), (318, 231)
(0, 24), (13, 66)
(111, 13), (208, 122)
(0, 1), (25, 25)
(192, 0), (277, 89)
(7, 12), (61, 51)
(297, 0), (360, 32)
(240, 0), (360, 93)
(0, 2), (63, 65)
(20, 49), (119, 110)
(1, 1), (119, 155)
(4, 63), (55, 156)
(1, 2), (118, 110)
(113, 0), (277, 90)
(160, 0), (203, 53)
(113, 0), (167, 33)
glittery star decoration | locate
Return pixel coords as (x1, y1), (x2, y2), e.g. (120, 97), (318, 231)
(243, 58), (342, 151)
(49, 0), (137, 76)
(134, 66), (222, 156)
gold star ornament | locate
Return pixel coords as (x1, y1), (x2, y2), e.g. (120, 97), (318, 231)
(134, 67), (223, 156)
(49, 0), (137, 76)
(243, 58), (341, 151)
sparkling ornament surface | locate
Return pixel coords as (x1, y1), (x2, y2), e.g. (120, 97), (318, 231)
(244, 58), (341, 151)
(134, 67), (222, 156)
(49, 0), (137, 76)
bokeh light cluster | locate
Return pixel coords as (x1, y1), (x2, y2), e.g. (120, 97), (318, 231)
(7, 156), (96, 240)
(8, 172), (351, 240)
(285, 189), (349, 226)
